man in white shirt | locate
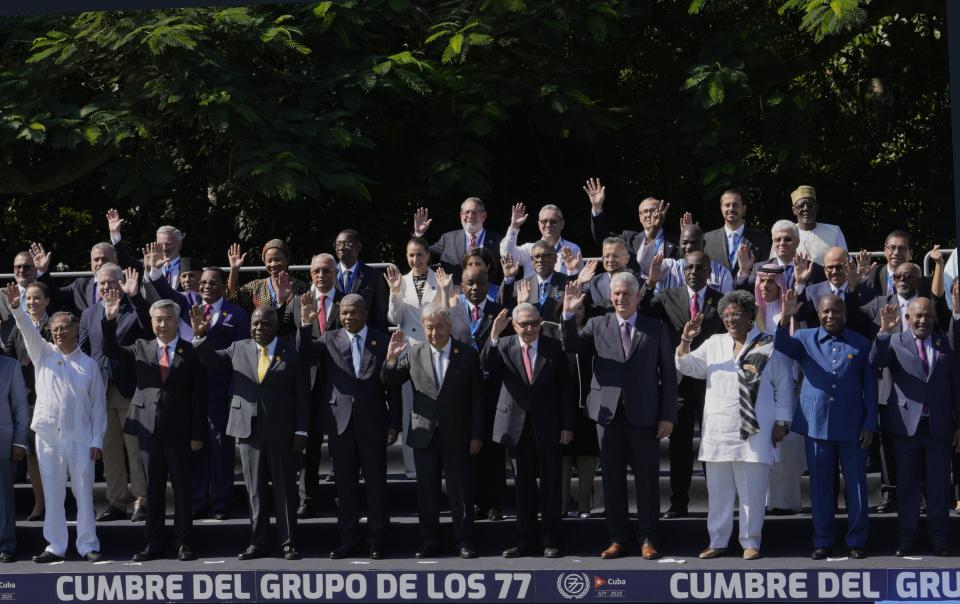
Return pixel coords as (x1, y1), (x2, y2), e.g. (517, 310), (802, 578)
(107, 209), (186, 290)
(500, 203), (582, 277)
(790, 185), (847, 265)
(648, 223), (733, 294)
(5, 285), (106, 564)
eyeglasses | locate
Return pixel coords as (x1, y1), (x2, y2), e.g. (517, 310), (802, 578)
(538, 219), (560, 226)
(531, 254), (556, 261)
(514, 320), (541, 328)
(13, 264), (35, 270)
(334, 241), (357, 248)
(460, 210), (481, 217)
(892, 273), (919, 281)
(601, 254), (626, 261)
(638, 209), (658, 217)
(792, 201), (817, 210)
(720, 312), (745, 321)
(884, 244), (910, 253)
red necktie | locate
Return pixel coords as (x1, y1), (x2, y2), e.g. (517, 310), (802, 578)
(159, 345), (170, 384)
(522, 344), (534, 382)
(472, 305), (480, 322)
(469, 234), (478, 249)
(690, 292), (700, 319)
(203, 303), (212, 325)
(317, 294), (327, 334)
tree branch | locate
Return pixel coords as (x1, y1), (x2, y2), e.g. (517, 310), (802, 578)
(0, 147), (118, 194)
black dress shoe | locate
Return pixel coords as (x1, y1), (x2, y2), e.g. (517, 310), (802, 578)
(543, 547), (563, 559)
(133, 548), (163, 562)
(96, 506), (127, 522)
(0, 552), (15, 563)
(502, 546), (527, 558)
(661, 506), (688, 519)
(459, 547), (478, 559)
(875, 500), (897, 514)
(131, 506), (147, 523)
(238, 546), (268, 560)
(33, 551), (63, 563)
(811, 547), (832, 560)
(283, 546), (301, 561)
(895, 547), (911, 558)
(84, 551), (104, 562)
(178, 546), (196, 561)
(415, 545), (439, 559)
(296, 503), (315, 519)
(330, 544), (356, 559)
(849, 548), (867, 559)
(369, 545), (384, 560)
(487, 509), (503, 521)
(212, 512), (229, 521)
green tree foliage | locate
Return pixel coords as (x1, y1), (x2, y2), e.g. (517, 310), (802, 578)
(0, 0), (951, 270)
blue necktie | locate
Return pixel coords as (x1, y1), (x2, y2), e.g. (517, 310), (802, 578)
(352, 334), (362, 376)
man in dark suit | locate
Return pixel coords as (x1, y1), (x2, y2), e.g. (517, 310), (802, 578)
(0, 348), (27, 563)
(333, 230), (389, 331)
(561, 272), (677, 560)
(47, 243), (122, 313)
(79, 264), (150, 523)
(482, 303), (576, 558)
(297, 292), (400, 559)
(102, 295), (206, 562)
(736, 220), (826, 292)
(412, 198), (504, 284)
(382, 306), (485, 559)
(793, 246), (878, 337)
(640, 250), (724, 518)
(583, 178), (680, 276)
(870, 298), (960, 556)
(703, 189), (770, 276)
(191, 305), (309, 561)
(583, 238), (633, 317)
(865, 231), (934, 297)
(497, 240), (569, 319)
(285, 253), (341, 518)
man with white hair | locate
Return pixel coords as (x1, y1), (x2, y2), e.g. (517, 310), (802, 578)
(6, 284), (105, 563)
(38, 241), (122, 312)
(107, 208), (186, 290)
(412, 198), (503, 283)
(736, 219), (826, 292)
(500, 203), (582, 277)
(79, 264), (150, 523)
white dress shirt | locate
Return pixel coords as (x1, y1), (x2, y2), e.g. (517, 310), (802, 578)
(310, 286), (336, 325)
(156, 336), (179, 363)
(796, 223), (847, 265)
(12, 308), (107, 449)
(500, 228), (582, 277)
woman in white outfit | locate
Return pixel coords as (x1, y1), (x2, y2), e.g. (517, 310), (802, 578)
(385, 237), (442, 478)
(675, 289), (796, 560)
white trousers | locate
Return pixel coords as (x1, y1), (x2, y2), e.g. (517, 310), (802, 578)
(36, 432), (100, 557)
(705, 460), (769, 550)
(766, 431), (806, 511)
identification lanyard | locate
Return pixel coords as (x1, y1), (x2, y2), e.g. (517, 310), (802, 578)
(337, 263), (361, 294)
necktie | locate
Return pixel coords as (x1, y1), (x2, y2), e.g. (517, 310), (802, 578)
(916, 338), (930, 377)
(469, 233), (477, 249)
(94, 283), (101, 304)
(522, 344), (534, 382)
(341, 270), (351, 292)
(785, 265), (794, 287)
(900, 303), (909, 332)
(728, 232), (741, 266)
(317, 294), (327, 334)
(471, 305), (480, 322)
(833, 287), (843, 300)
(620, 321), (632, 358)
(538, 281), (548, 305)
(886, 271), (894, 295)
(203, 303), (213, 325)
(433, 349), (445, 387)
(689, 291), (700, 319)
(159, 345), (170, 384)
(257, 345), (270, 383)
(352, 334), (362, 377)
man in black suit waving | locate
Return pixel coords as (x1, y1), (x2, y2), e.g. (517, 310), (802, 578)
(483, 303), (576, 558)
(382, 305), (485, 559)
(702, 189), (770, 276)
(102, 294), (206, 562)
(412, 198), (503, 284)
(297, 292), (400, 560)
(191, 305), (309, 561)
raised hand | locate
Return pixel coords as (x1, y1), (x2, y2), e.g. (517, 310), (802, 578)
(680, 211), (694, 227)
(736, 244), (755, 277)
(142, 242), (164, 270)
(435, 266), (452, 291)
(384, 264), (402, 294)
(583, 177), (605, 212)
(3, 283), (19, 308)
(413, 207), (432, 237)
(516, 279), (532, 305)
(952, 279), (960, 312)
(781, 288), (800, 319)
(491, 308), (511, 338)
(650, 199), (670, 232)
(102, 287), (122, 320)
(120, 267), (140, 297)
(189, 304), (209, 338)
(850, 249), (875, 289)
(681, 313), (704, 340)
(647, 252), (665, 284)
(562, 281), (585, 315)
(227, 243), (247, 269)
(386, 330), (407, 361)
(561, 247), (581, 273)
(931, 244), (944, 267)
(106, 208), (125, 235)
(30, 242), (51, 274)
(794, 254), (813, 286)
(576, 260), (598, 286)
(510, 202), (528, 229)
(879, 303), (900, 333)
(300, 290), (317, 325)
(275, 271), (291, 304)
(500, 253), (519, 280)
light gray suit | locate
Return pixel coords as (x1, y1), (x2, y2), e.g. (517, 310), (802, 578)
(0, 356), (28, 554)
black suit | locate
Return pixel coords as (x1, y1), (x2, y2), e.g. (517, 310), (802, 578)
(589, 211), (680, 273)
(336, 263), (389, 331)
(382, 340), (485, 549)
(298, 326), (401, 547)
(735, 258), (826, 292)
(428, 229), (503, 284)
(482, 334), (575, 549)
(866, 264), (934, 298)
(102, 319), (206, 551)
(703, 225), (771, 275)
(640, 285), (724, 511)
(497, 272), (569, 320)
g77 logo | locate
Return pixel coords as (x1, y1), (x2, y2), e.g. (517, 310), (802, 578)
(557, 573), (590, 599)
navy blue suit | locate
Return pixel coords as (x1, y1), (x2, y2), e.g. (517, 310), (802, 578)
(870, 330), (960, 550)
(79, 296), (151, 398)
(774, 326), (878, 549)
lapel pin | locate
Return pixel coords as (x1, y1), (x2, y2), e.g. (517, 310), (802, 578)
(847, 353), (854, 359)
(371, 340), (377, 347)
(453, 347), (460, 355)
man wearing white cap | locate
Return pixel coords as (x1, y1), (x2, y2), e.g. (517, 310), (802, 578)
(790, 185), (847, 265)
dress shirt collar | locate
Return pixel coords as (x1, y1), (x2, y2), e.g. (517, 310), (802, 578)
(897, 293), (916, 308)
(466, 299), (486, 315)
(345, 324), (368, 343)
(724, 224), (745, 238)
(311, 285), (336, 301)
(536, 272), (554, 286)
(156, 336), (179, 357)
(816, 326), (846, 344)
(830, 282), (848, 296)
(338, 260), (358, 273)
(464, 228), (485, 243)
(687, 286), (707, 305)
(616, 313), (637, 329)
(431, 338), (452, 357)
(520, 337), (539, 353)
(258, 337), (279, 357)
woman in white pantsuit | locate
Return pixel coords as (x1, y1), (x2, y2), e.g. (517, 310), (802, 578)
(385, 237), (442, 478)
(675, 289), (796, 560)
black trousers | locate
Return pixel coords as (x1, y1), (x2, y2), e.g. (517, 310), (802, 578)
(237, 423), (299, 550)
(298, 432), (326, 508)
(509, 415), (563, 549)
(138, 432), (193, 549)
(668, 379), (705, 509)
(413, 431), (474, 548)
(329, 421), (389, 546)
(892, 421), (951, 549)
(598, 407), (659, 545)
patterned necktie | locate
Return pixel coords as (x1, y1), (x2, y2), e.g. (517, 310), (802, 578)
(352, 334), (362, 377)
(689, 291), (700, 319)
(341, 270), (351, 292)
(257, 345), (270, 383)
(538, 281), (548, 305)
(620, 321), (632, 358)
(522, 344), (534, 382)
(728, 232), (741, 266)
(203, 303), (213, 326)
(472, 305), (480, 322)
(469, 233), (477, 249)
(916, 338), (930, 377)
(159, 345), (170, 384)
(317, 294), (327, 334)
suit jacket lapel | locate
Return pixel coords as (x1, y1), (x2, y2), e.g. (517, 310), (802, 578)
(507, 338), (529, 384)
(419, 343), (440, 397)
(531, 336), (546, 383)
(605, 314), (626, 362)
(360, 334), (379, 377)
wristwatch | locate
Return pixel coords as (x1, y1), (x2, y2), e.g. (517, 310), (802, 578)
(775, 420), (790, 433)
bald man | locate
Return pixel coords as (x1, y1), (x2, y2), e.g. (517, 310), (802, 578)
(791, 246), (877, 337)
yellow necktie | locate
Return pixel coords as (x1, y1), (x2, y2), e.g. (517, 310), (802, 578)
(257, 346), (270, 383)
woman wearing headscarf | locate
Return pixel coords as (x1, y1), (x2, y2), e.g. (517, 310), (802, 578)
(225, 239), (309, 313)
(675, 289), (796, 560)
